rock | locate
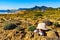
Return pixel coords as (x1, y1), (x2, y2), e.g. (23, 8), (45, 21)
(46, 31), (57, 38)
(46, 37), (59, 40)
(56, 28), (60, 36)
(43, 19), (53, 26)
(53, 22), (60, 27)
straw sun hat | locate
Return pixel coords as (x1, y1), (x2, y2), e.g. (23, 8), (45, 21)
(36, 23), (48, 30)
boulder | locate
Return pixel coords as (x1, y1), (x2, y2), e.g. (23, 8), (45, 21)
(46, 31), (57, 38)
(43, 20), (53, 26)
(56, 28), (60, 36)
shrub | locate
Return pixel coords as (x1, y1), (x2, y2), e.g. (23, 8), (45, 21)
(35, 13), (43, 17)
(31, 16), (37, 20)
(28, 26), (36, 31)
(1, 18), (5, 21)
(3, 23), (17, 30)
(53, 22), (60, 27)
(43, 20), (53, 26)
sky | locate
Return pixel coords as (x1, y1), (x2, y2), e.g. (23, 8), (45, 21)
(0, 0), (60, 9)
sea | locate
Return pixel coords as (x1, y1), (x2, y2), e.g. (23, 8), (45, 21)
(0, 12), (15, 14)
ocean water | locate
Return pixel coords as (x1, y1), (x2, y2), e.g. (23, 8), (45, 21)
(0, 12), (15, 14)
(0, 12), (8, 14)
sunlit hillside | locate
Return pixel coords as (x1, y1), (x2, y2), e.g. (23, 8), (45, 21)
(0, 8), (60, 40)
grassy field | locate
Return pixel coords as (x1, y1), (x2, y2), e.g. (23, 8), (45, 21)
(0, 9), (60, 40)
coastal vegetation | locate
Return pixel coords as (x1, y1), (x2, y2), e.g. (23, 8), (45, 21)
(0, 6), (60, 40)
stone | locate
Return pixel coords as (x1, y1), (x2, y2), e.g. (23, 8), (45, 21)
(46, 31), (57, 38)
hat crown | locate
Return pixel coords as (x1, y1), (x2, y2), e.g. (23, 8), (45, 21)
(37, 23), (47, 30)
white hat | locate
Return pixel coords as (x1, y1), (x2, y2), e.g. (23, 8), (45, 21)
(36, 23), (48, 30)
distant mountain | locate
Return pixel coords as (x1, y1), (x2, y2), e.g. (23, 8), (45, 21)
(0, 6), (50, 13)
(0, 6), (59, 13)
(18, 6), (49, 10)
(30, 6), (41, 10)
(40, 6), (48, 9)
(18, 8), (29, 10)
(32, 6), (48, 9)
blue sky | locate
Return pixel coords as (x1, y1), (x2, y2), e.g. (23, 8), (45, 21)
(0, 0), (60, 9)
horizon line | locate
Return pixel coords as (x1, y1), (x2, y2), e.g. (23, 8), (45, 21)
(0, 6), (60, 10)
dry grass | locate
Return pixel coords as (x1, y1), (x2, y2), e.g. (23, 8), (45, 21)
(0, 9), (60, 40)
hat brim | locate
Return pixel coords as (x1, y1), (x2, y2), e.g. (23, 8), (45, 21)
(37, 28), (48, 30)
(41, 28), (48, 30)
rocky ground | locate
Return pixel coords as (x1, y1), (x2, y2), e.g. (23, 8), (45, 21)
(0, 9), (60, 40)
(0, 15), (60, 40)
